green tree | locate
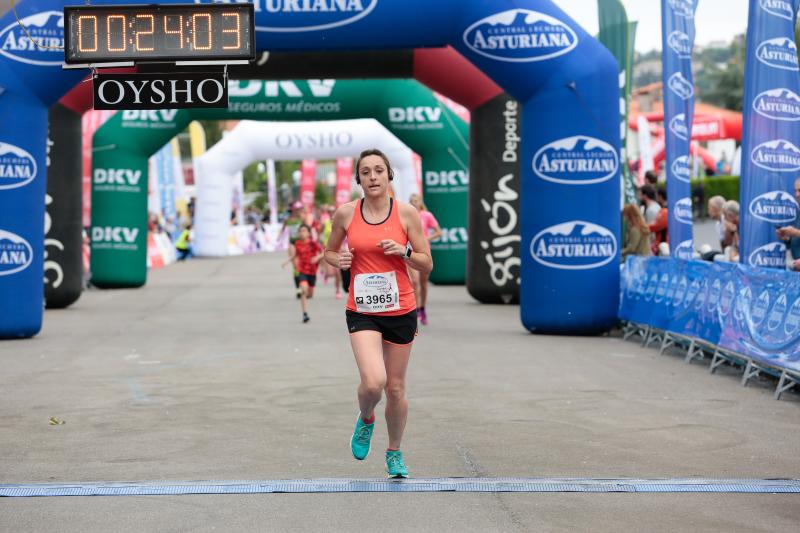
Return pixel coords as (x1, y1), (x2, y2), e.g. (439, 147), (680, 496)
(700, 35), (745, 111)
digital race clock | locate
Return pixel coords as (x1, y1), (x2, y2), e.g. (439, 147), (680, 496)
(64, 4), (255, 64)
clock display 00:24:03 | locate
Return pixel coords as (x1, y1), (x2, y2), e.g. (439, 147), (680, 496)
(64, 5), (254, 63)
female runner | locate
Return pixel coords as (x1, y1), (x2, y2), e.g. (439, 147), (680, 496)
(324, 149), (432, 478)
(408, 193), (442, 325)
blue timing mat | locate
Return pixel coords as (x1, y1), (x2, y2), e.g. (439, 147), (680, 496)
(2, 478), (799, 497)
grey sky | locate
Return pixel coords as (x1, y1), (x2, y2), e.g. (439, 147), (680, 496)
(552, 0), (750, 52)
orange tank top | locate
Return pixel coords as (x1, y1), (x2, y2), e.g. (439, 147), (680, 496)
(346, 199), (416, 315)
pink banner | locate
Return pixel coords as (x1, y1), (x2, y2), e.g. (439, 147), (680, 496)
(335, 157), (353, 207)
(412, 153), (423, 197)
(81, 110), (115, 227)
(300, 159), (317, 208)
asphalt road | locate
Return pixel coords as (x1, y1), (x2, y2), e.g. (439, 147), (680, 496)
(1, 249), (798, 532)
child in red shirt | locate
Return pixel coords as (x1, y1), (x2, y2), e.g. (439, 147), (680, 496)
(283, 224), (323, 323)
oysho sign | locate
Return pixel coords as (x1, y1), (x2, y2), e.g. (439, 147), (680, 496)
(0, 11), (63, 66)
(274, 131), (353, 149)
(0, 229), (33, 276)
(463, 9), (578, 63)
(530, 221), (617, 270)
(532, 135), (618, 185)
(0, 142), (37, 190)
(94, 73), (228, 110)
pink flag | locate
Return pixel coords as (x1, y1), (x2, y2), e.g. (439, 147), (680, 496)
(300, 159), (317, 208)
(335, 157), (353, 207)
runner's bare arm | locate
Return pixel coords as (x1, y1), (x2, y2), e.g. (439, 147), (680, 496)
(324, 203), (355, 269)
(399, 202), (433, 274)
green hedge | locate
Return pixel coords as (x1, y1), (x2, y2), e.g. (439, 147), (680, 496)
(690, 175), (740, 218)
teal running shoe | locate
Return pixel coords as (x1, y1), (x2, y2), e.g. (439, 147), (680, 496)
(386, 450), (408, 478)
(350, 414), (374, 460)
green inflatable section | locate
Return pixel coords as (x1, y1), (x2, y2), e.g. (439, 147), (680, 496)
(91, 79), (468, 288)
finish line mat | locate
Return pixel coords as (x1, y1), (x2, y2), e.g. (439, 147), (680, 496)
(2, 478), (799, 497)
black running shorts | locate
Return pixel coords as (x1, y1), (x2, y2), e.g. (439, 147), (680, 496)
(346, 309), (418, 345)
(298, 274), (317, 287)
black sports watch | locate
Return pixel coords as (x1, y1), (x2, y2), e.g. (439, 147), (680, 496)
(404, 242), (413, 259)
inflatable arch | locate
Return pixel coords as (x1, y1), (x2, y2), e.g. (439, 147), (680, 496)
(0, 0), (620, 338)
(193, 118), (417, 256)
(91, 78), (468, 287)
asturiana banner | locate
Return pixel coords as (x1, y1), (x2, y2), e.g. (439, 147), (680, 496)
(660, 0), (698, 260)
(739, 0), (800, 269)
(620, 256), (800, 373)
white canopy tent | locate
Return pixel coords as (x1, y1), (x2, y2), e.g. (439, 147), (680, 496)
(193, 119), (418, 257)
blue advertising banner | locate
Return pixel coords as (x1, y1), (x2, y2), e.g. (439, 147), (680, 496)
(0, 0), (621, 338)
(154, 144), (177, 228)
(739, 0), (800, 269)
(661, 0), (697, 260)
(621, 257), (800, 373)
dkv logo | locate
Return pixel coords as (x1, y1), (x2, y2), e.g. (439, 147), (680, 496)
(669, 113), (689, 141)
(748, 190), (798, 224)
(753, 88), (800, 121)
(748, 242), (787, 268)
(93, 168), (143, 192)
(673, 198), (693, 225)
(532, 136), (618, 185)
(760, 0), (795, 21)
(92, 226), (140, 250)
(667, 31), (692, 58)
(243, 0), (378, 33)
(0, 229), (33, 276)
(530, 221), (617, 270)
(425, 170), (468, 191)
(756, 38), (799, 71)
(0, 142), (37, 190)
(667, 72), (694, 100)
(389, 107), (442, 124)
(671, 155), (691, 183)
(463, 9), (578, 63)
(750, 140), (800, 172)
(0, 11), (63, 66)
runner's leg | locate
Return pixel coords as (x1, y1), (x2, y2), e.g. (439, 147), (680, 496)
(383, 341), (412, 450)
(299, 280), (309, 315)
(350, 331), (386, 419)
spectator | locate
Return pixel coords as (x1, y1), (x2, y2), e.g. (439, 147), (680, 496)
(722, 200), (740, 262)
(175, 224), (192, 261)
(776, 177), (800, 271)
(639, 184), (661, 224)
(707, 195), (726, 250)
(648, 188), (669, 255)
(644, 170), (658, 186)
(621, 204), (652, 260)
